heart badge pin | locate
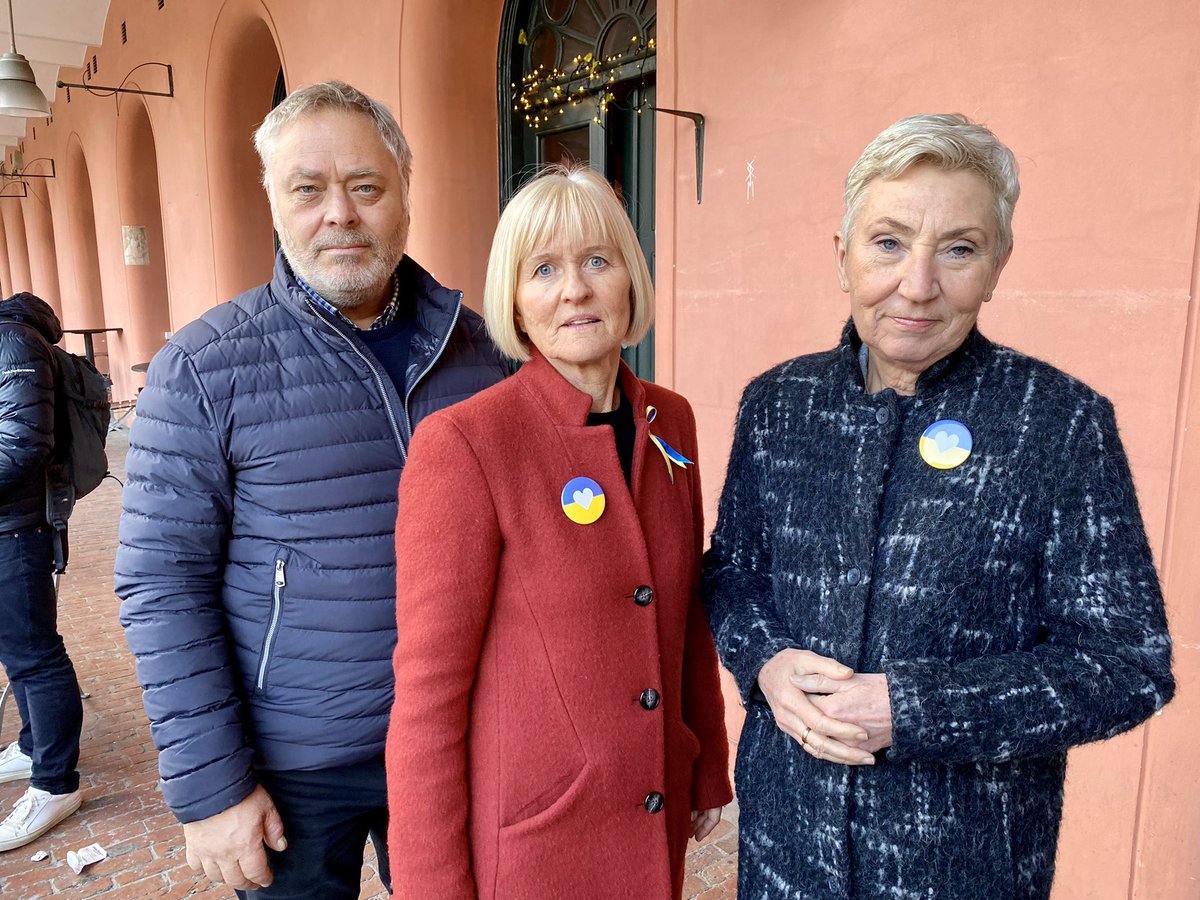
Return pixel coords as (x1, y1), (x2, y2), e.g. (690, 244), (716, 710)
(919, 419), (973, 470)
(561, 477), (605, 524)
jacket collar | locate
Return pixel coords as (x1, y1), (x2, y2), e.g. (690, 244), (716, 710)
(838, 316), (991, 399)
(517, 346), (648, 427)
(270, 250), (462, 351)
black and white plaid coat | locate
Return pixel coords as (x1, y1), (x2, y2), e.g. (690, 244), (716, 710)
(703, 322), (1174, 900)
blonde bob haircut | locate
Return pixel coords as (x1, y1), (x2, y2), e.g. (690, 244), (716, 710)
(484, 165), (655, 363)
(842, 113), (1020, 256)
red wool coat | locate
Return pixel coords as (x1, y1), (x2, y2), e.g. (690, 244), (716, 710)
(386, 350), (732, 899)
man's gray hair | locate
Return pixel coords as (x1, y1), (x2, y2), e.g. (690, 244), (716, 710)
(253, 80), (412, 194)
(841, 113), (1020, 255)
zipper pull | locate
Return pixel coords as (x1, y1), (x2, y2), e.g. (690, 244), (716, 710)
(274, 559), (286, 587)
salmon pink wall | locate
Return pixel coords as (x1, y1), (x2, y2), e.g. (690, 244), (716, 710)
(59, 138), (107, 347)
(1139, 216), (1200, 898)
(22, 180), (62, 316)
(397, 0), (503, 309)
(0, 214), (12, 299)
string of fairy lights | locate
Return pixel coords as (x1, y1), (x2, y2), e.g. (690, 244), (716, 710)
(512, 33), (656, 129)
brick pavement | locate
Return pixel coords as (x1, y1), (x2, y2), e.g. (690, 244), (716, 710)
(0, 427), (738, 898)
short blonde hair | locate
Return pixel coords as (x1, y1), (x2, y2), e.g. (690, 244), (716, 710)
(842, 113), (1020, 255)
(484, 166), (654, 363)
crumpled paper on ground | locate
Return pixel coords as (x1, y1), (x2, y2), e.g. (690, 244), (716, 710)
(66, 842), (106, 874)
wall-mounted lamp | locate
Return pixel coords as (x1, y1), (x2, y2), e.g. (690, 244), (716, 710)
(57, 62), (174, 101)
(0, 0), (51, 118)
(0, 154), (53, 178)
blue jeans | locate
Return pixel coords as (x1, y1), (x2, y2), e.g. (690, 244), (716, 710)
(235, 759), (390, 900)
(0, 526), (82, 795)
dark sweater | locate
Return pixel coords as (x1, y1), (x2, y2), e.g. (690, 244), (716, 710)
(703, 321), (1174, 900)
(359, 317), (416, 395)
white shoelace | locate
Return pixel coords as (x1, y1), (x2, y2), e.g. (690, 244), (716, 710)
(4, 792), (36, 826)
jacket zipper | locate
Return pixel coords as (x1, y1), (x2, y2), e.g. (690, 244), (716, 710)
(256, 559), (286, 691)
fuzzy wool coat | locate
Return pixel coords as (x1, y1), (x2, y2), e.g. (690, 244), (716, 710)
(704, 323), (1174, 900)
(387, 349), (733, 899)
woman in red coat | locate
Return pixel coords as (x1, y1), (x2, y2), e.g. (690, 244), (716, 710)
(386, 166), (732, 899)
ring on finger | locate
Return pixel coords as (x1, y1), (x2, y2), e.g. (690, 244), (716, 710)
(801, 725), (812, 745)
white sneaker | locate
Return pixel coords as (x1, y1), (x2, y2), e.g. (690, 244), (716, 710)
(0, 742), (32, 784)
(0, 786), (82, 851)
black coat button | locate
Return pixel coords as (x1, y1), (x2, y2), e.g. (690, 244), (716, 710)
(876, 407), (890, 424)
(847, 567), (862, 585)
(644, 792), (665, 813)
(633, 585), (654, 606)
(639, 688), (660, 710)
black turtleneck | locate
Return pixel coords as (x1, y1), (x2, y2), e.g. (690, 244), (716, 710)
(586, 389), (635, 486)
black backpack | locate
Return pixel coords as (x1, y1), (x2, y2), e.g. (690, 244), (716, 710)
(45, 345), (111, 521)
(2, 319), (112, 570)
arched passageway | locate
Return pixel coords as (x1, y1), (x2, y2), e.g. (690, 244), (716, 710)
(61, 137), (109, 366)
(205, 5), (283, 300)
(22, 180), (63, 316)
(117, 97), (172, 371)
(1, 200), (32, 294)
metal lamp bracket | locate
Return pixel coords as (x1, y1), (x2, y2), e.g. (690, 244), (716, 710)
(651, 107), (705, 204)
(0, 157), (54, 178)
(57, 62), (174, 108)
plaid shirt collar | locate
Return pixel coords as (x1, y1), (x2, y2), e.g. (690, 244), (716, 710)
(297, 273), (402, 331)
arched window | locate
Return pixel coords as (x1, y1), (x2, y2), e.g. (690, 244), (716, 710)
(499, 0), (657, 379)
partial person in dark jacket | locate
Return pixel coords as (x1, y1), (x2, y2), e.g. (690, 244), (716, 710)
(704, 114), (1174, 899)
(114, 82), (506, 898)
(0, 292), (84, 853)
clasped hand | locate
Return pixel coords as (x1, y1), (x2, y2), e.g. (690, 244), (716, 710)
(756, 649), (893, 765)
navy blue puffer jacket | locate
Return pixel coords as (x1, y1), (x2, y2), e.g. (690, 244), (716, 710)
(115, 254), (506, 823)
(0, 293), (62, 533)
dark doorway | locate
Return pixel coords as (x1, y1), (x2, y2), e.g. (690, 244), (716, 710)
(499, 0), (657, 379)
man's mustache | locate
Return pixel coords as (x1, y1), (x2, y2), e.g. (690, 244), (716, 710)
(308, 231), (379, 252)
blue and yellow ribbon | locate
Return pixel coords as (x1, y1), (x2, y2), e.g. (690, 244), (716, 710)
(646, 406), (694, 483)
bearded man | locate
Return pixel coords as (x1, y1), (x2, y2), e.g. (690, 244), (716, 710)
(115, 81), (505, 898)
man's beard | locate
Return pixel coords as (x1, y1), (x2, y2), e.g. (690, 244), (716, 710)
(280, 223), (407, 310)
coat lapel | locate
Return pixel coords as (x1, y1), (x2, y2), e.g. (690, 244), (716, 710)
(514, 350), (656, 582)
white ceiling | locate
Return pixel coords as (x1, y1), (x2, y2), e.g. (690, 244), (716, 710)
(0, 0), (111, 148)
